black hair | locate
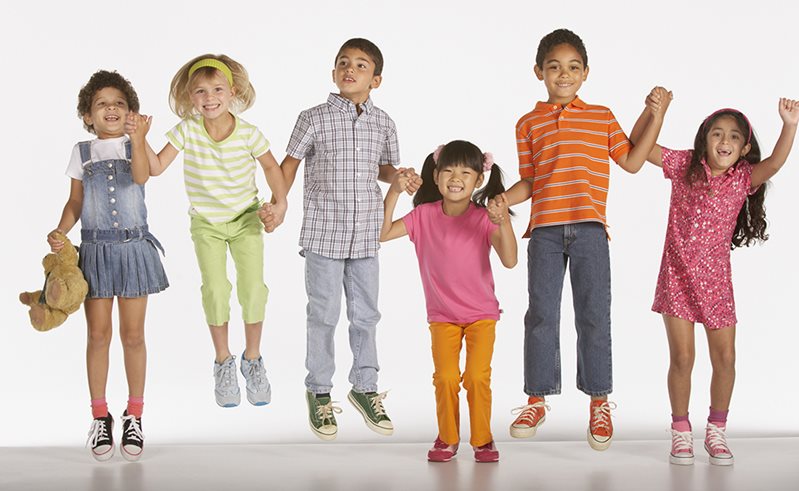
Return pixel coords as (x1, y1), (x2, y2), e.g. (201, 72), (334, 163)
(535, 28), (588, 68)
(77, 70), (139, 134)
(413, 140), (510, 214)
(688, 110), (768, 249)
(336, 38), (384, 76)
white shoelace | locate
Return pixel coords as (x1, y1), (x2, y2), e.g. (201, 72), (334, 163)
(369, 391), (389, 417)
(121, 414), (145, 444)
(215, 358), (238, 395)
(316, 400), (343, 424)
(670, 429), (693, 453)
(705, 423), (729, 451)
(86, 419), (109, 448)
(510, 401), (550, 425)
(244, 359), (268, 390)
(590, 401), (617, 431)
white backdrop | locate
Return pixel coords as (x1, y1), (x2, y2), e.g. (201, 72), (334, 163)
(2, 0), (797, 447)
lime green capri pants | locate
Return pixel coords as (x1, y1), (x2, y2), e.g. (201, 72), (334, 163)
(190, 206), (269, 326)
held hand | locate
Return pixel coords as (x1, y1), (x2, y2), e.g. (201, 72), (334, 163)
(487, 194), (510, 225)
(258, 201), (287, 233)
(778, 98), (799, 126)
(390, 167), (411, 194)
(46, 229), (65, 253)
(645, 86), (673, 116)
(405, 168), (423, 195)
(125, 113), (152, 140)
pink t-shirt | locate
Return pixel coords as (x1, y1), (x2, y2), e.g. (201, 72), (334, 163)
(402, 201), (500, 324)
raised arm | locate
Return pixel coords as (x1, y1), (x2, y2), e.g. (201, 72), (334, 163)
(488, 193), (517, 268)
(125, 113), (179, 177)
(380, 169), (411, 242)
(751, 98), (799, 189)
(618, 86), (672, 172)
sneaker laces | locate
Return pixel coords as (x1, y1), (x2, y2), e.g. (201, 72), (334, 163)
(245, 358), (268, 389)
(705, 423), (729, 451)
(510, 401), (550, 425)
(86, 419), (109, 448)
(215, 358), (238, 395)
(670, 429), (693, 453)
(316, 400), (343, 424)
(369, 391), (389, 417)
(590, 401), (617, 432)
(121, 414), (145, 444)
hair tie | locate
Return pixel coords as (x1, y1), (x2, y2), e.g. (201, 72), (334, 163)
(483, 152), (494, 172)
(189, 58), (234, 87)
(703, 108), (752, 144)
(432, 144), (445, 163)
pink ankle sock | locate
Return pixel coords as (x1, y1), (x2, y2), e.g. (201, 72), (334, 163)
(91, 398), (108, 418)
(127, 396), (144, 418)
(671, 414), (691, 432)
(708, 407), (728, 427)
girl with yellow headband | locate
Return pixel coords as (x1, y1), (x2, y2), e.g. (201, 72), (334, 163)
(126, 53), (288, 408)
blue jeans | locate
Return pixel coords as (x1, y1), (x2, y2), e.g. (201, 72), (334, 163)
(304, 251), (381, 394)
(524, 222), (612, 397)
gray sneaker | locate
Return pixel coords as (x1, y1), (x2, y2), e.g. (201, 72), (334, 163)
(240, 353), (271, 406)
(213, 356), (241, 408)
(348, 390), (393, 436)
(306, 391), (342, 441)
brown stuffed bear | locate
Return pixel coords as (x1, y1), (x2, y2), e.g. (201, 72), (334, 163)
(19, 232), (88, 331)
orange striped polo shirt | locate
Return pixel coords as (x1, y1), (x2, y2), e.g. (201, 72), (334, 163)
(516, 96), (631, 236)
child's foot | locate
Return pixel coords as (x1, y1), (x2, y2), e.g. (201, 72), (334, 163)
(704, 423), (734, 466)
(669, 427), (694, 465)
(86, 414), (114, 462)
(473, 441), (500, 463)
(348, 390), (393, 436)
(427, 437), (458, 462)
(587, 400), (616, 451)
(120, 411), (145, 462)
(213, 355), (241, 408)
(306, 391), (341, 441)
(509, 397), (549, 438)
(240, 353), (272, 406)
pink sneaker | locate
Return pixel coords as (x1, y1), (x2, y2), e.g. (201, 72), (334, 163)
(473, 441), (499, 463)
(427, 437), (458, 462)
(669, 428), (694, 465)
(704, 423), (734, 466)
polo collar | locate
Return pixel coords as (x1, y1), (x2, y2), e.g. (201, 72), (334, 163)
(534, 96), (587, 113)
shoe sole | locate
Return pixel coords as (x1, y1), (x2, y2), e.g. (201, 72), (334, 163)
(309, 421), (337, 441)
(90, 445), (115, 462)
(509, 415), (545, 438)
(427, 453), (456, 462)
(216, 392), (241, 408)
(246, 388), (272, 406)
(587, 429), (612, 451)
(705, 444), (734, 466)
(347, 392), (393, 436)
(669, 454), (694, 465)
(121, 445), (143, 462)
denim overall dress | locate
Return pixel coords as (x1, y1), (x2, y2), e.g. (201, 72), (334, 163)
(77, 139), (168, 298)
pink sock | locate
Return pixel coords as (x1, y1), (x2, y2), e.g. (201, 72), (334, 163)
(91, 398), (108, 419)
(708, 407), (728, 427)
(127, 396), (144, 418)
(671, 414), (691, 432)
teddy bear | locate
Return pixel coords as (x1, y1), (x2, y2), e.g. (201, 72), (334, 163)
(19, 231), (88, 331)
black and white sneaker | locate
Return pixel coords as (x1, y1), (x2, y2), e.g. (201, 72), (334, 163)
(86, 414), (114, 462)
(120, 411), (145, 462)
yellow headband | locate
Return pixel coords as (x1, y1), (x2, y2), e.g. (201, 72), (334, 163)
(188, 58), (234, 87)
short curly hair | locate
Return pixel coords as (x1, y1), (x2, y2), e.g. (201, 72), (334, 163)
(535, 29), (588, 68)
(77, 70), (140, 134)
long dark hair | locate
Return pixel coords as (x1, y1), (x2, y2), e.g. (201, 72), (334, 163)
(412, 140), (510, 213)
(688, 110), (768, 249)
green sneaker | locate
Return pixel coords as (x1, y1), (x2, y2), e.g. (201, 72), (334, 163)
(348, 390), (393, 436)
(306, 391), (341, 441)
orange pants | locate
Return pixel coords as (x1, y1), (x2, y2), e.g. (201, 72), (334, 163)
(429, 319), (496, 447)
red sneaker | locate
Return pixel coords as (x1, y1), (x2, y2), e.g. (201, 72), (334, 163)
(587, 400), (616, 451)
(510, 397), (549, 438)
(473, 441), (499, 463)
(427, 437), (458, 462)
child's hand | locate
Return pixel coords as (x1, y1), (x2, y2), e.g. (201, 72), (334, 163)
(390, 167), (412, 194)
(778, 98), (799, 126)
(487, 193), (510, 224)
(46, 229), (65, 253)
(405, 168), (423, 196)
(258, 201), (287, 233)
(646, 86), (673, 117)
(125, 113), (152, 140)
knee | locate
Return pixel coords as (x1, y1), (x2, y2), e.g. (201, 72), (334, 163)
(120, 331), (145, 351)
(462, 367), (491, 392)
(669, 349), (695, 373)
(433, 370), (462, 391)
(87, 326), (112, 348)
(710, 347), (736, 372)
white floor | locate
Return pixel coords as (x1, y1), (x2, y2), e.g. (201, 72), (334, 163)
(2, 439), (798, 491)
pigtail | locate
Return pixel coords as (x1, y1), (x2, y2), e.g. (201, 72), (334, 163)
(472, 164), (513, 216)
(413, 153), (443, 207)
(731, 184), (768, 249)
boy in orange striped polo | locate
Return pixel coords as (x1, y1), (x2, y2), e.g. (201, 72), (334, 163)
(492, 28), (667, 450)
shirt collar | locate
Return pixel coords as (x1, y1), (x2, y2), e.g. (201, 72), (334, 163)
(534, 95), (587, 113)
(700, 157), (746, 179)
(327, 92), (373, 115)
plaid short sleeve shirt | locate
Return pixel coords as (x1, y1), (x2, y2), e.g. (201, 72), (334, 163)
(287, 93), (400, 259)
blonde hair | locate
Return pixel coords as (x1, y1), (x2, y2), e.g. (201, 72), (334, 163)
(169, 54), (256, 119)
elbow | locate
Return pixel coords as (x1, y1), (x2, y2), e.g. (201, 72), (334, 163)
(501, 254), (518, 269)
(133, 175), (149, 185)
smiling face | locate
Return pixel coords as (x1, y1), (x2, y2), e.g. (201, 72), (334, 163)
(82, 87), (130, 139)
(534, 43), (589, 105)
(189, 70), (236, 120)
(332, 47), (382, 104)
(704, 115), (752, 175)
(434, 164), (484, 207)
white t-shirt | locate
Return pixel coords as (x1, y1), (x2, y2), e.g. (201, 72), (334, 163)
(65, 136), (129, 180)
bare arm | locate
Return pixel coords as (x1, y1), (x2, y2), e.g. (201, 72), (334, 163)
(256, 151), (289, 232)
(125, 113), (179, 176)
(618, 86), (672, 173)
(751, 98), (799, 189)
(380, 171), (410, 242)
(502, 179), (533, 206)
(378, 164), (398, 184)
(47, 179), (83, 252)
(280, 155), (302, 196)
(488, 193), (517, 268)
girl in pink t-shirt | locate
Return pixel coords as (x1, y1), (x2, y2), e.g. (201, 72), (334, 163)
(381, 140), (517, 463)
(632, 92), (798, 466)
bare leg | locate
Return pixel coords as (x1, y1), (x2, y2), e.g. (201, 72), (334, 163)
(209, 323), (232, 363)
(705, 325), (736, 412)
(663, 314), (696, 417)
(244, 321), (263, 360)
(118, 297), (148, 398)
(85, 298), (115, 400)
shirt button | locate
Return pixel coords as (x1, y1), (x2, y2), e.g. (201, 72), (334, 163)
(110, 198), (116, 204)
(109, 186), (115, 192)
(112, 210), (118, 216)
(356, 147), (361, 152)
(113, 222), (119, 228)
(108, 175), (114, 180)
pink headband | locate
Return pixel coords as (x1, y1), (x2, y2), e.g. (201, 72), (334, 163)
(703, 108), (752, 144)
(432, 145), (494, 172)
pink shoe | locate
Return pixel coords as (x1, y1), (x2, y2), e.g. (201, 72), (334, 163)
(669, 428), (694, 465)
(473, 441), (499, 463)
(427, 437), (458, 462)
(704, 423), (734, 466)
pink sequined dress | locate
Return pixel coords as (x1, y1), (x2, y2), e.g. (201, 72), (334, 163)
(651, 148), (755, 329)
